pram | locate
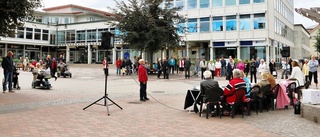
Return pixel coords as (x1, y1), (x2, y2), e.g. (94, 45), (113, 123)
(32, 69), (51, 89)
(13, 66), (21, 90)
(57, 63), (72, 78)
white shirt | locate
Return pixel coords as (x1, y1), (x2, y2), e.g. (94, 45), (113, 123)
(200, 60), (207, 68)
(289, 66), (304, 87)
(208, 62), (215, 71)
(215, 61), (221, 69)
(258, 63), (268, 72)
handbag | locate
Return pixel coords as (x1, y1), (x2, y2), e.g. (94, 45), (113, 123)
(272, 71), (277, 76)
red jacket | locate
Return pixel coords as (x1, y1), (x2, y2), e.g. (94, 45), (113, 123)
(223, 77), (246, 103)
(116, 60), (122, 68)
(138, 65), (148, 82)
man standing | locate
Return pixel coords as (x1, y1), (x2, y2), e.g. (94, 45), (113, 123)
(194, 57), (200, 76)
(199, 58), (207, 80)
(45, 55), (52, 69)
(162, 58), (169, 79)
(2, 51), (15, 93)
(308, 55), (319, 88)
(169, 56), (175, 74)
(220, 57), (226, 77)
(184, 57), (191, 79)
(138, 59), (149, 101)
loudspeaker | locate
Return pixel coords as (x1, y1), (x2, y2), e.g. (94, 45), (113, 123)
(101, 32), (114, 49)
(281, 47), (290, 57)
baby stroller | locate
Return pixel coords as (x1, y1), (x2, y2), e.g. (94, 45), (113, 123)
(32, 69), (52, 89)
(57, 63), (72, 78)
(13, 66), (21, 90)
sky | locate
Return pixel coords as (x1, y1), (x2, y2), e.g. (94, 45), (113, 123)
(42, 0), (320, 28)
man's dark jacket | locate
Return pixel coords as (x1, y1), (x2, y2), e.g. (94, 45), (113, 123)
(1, 56), (14, 72)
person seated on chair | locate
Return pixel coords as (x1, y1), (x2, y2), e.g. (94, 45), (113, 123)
(200, 70), (220, 115)
(200, 70), (220, 99)
(252, 71), (270, 98)
(222, 69), (247, 115)
(288, 60), (304, 87)
(32, 63), (46, 82)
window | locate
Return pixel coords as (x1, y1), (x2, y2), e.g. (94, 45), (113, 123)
(77, 30), (86, 43)
(240, 14), (251, 30)
(42, 29), (49, 41)
(226, 16), (236, 31)
(64, 18), (70, 24)
(17, 27), (24, 39)
(26, 27), (33, 39)
(239, 0), (250, 4)
(188, 18), (197, 33)
(188, 0), (197, 9)
(87, 29), (97, 42)
(54, 17), (59, 24)
(176, 0), (185, 10)
(98, 28), (108, 42)
(44, 17), (50, 24)
(225, 0), (236, 6)
(200, 0), (209, 8)
(176, 19), (185, 34)
(200, 17), (210, 32)
(212, 17), (223, 31)
(66, 30), (75, 43)
(34, 29), (41, 40)
(57, 31), (65, 44)
(212, 0), (222, 7)
(254, 0), (265, 3)
(254, 13), (265, 29)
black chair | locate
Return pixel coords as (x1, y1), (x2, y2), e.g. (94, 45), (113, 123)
(199, 87), (223, 119)
(268, 84), (280, 111)
(256, 84), (271, 112)
(228, 87), (247, 118)
(247, 85), (260, 116)
(286, 82), (297, 107)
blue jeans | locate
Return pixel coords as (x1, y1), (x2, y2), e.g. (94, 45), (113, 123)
(221, 67), (226, 76)
(3, 71), (13, 91)
(116, 68), (121, 75)
(194, 66), (199, 76)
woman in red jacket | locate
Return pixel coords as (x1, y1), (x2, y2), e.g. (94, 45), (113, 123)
(138, 59), (149, 101)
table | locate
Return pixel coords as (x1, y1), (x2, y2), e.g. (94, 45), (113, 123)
(184, 89), (202, 113)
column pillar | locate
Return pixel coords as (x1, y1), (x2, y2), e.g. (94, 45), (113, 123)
(87, 44), (92, 64)
(112, 47), (116, 64)
(66, 46), (70, 63)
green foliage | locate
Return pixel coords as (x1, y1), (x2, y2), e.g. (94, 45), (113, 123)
(0, 0), (42, 36)
(13, 59), (20, 63)
(314, 29), (320, 53)
(110, 0), (182, 54)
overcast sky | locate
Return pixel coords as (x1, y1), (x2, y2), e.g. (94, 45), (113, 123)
(42, 0), (320, 28)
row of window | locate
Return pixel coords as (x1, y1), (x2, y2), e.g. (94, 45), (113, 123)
(43, 17), (72, 24)
(275, 17), (294, 42)
(176, 13), (265, 33)
(274, 0), (294, 24)
(16, 27), (49, 41)
(166, 0), (265, 10)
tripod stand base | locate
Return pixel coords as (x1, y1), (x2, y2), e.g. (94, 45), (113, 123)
(83, 95), (122, 116)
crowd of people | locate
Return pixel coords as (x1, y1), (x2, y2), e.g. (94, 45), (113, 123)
(199, 55), (318, 116)
(2, 52), (67, 93)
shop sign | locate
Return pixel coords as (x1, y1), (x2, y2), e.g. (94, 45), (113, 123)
(7, 44), (23, 49)
(25, 46), (40, 50)
(254, 47), (265, 49)
(0, 45), (5, 48)
(226, 47), (236, 50)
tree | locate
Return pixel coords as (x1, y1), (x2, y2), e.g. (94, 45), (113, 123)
(110, 0), (182, 59)
(0, 0), (42, 37)
(314, 29), (320, 53)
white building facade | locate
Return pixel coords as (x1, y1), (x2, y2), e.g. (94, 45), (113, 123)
(293, 24), (310, 60)
(0, 4), (136, 64)
(160, 0), (295, 63)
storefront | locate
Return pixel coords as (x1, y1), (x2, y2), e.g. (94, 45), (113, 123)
(212, 41), (237, 59)
(239, 41), (267, 61)
(25, 45), (41, 61)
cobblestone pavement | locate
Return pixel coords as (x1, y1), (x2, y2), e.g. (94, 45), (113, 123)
(0, 64), (319, 137)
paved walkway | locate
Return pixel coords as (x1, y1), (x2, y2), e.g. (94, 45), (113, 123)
(0, 64), (319, 137)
